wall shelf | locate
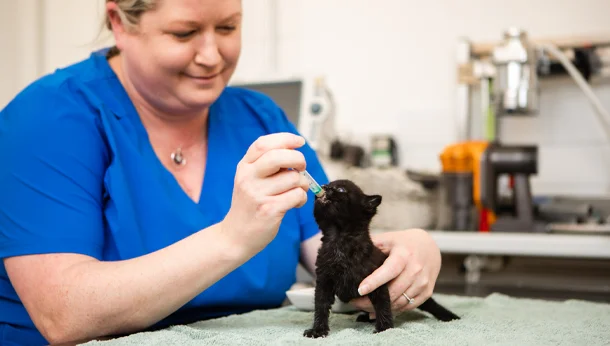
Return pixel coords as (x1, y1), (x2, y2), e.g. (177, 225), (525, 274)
(469, 33), (610, 58)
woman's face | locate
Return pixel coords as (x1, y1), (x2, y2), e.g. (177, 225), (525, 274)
(109, 0), (242, 115)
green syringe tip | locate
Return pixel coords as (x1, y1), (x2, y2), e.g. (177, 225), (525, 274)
(301, 170), (325, 197)
(311, 185), (324, 196)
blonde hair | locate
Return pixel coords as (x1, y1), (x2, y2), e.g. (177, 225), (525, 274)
(104, 0), (159, 57)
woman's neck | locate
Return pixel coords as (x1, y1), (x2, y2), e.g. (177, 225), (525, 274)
(135, 100), (208, 151)
(108, 55), (208, 149)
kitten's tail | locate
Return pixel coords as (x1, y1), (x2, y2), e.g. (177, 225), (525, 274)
(418, 297), (460, 321)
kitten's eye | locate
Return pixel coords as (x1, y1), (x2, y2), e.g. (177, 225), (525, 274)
(337, 187), (346, 193)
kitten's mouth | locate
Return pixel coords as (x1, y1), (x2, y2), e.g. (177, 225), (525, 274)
(316, 194), (330, 205)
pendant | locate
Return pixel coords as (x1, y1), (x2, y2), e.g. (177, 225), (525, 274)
(171, 148), (186, 166)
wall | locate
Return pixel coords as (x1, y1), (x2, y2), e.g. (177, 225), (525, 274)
(0, 0), (108, 107)
(0, 0), (42, 107)
(236, 0), (610, 197)
(42, 0), (113, 74)
(0, 1), (20, 108)
(2, 0), (610, 197)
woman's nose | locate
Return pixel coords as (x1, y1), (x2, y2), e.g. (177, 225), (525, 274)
(194, 34), (222, 67)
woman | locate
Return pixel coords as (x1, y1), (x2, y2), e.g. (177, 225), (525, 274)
(0, 0), (442, 344)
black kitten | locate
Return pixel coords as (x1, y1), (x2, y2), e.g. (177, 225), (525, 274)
(303, 179), (459, 338)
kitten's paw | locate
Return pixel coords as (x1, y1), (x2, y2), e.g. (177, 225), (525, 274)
(438, 313), (460, 322)
(356, 312), (374, 323)
(304, 327), (329, 338)
(373, 321), (394, 334)
(373, 325), (393, 334)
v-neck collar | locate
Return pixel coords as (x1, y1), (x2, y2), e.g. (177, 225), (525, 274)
(92, 48), (220, 207)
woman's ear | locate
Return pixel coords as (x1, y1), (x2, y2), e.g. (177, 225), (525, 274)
(105, 1), (128, 50)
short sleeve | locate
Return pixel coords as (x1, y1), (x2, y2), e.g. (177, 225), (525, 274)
(0, 81), (108, 259)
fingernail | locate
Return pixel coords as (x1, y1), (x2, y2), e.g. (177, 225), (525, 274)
(358, 285), (369, 296)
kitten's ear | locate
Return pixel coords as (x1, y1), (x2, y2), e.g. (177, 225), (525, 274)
(366, 195), (382, 209)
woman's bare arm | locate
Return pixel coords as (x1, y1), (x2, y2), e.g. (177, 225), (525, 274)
(300, 232), (322, 278)
(4, 133), (310, 345)
(5, 223), (249, 344)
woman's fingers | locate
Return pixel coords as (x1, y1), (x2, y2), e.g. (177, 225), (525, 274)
(357, 252), (406, 297)
(261, 169), (309, 196)
(397, 275), (432, 312)
(352, 249), (430, 314)
(254, 149), (307, 177)
(242, 133), (305, 164)
(223, 133), (308, 254)
(387, 266), (418, 311)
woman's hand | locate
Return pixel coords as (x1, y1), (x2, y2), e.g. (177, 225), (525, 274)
(350, 229), (441, 317)
(222, 133), (310, 254)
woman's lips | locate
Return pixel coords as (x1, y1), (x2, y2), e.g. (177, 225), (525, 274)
(187, 74), (217, 79)
(183, 72), (220, 85)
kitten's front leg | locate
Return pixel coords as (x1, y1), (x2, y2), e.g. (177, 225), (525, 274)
(367, 284), (393, 333)
(304, 276), (335, 338)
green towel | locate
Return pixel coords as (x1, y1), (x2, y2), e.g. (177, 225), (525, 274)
(82, 293), (610, 346)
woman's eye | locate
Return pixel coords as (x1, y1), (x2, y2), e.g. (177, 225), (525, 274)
(337, 188), (346, 193)
(217, 25), (236, 33)
(172, 30), (196, 39)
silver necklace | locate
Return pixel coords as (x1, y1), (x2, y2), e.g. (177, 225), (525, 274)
(170, 147), (187, 166)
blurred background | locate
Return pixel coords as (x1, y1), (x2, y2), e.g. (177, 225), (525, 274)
(1, 0), (609, 303)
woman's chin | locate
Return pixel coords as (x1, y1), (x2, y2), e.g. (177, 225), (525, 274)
(176, 89), (223, 110)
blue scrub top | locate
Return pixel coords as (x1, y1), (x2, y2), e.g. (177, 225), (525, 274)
(0, 48), (328, 345)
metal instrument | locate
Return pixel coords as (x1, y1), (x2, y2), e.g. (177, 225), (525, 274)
(492, 27), (540, 115)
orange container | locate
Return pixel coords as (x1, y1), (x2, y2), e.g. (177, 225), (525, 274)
(439, 141), (496, 231)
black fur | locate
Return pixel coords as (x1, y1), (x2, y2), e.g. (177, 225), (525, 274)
(303, 179), (459, 338)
